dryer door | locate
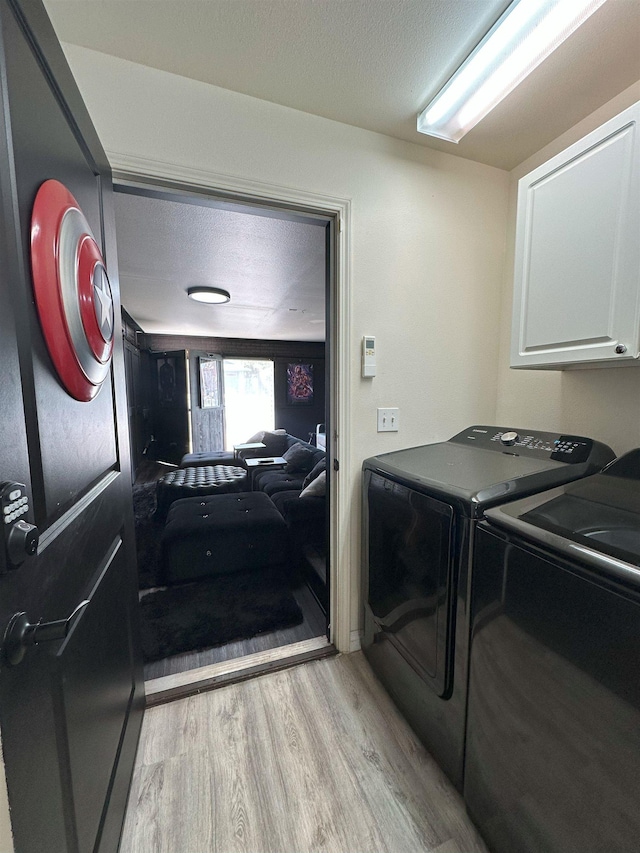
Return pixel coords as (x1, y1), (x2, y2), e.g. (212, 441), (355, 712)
(365, 471), (454, 696)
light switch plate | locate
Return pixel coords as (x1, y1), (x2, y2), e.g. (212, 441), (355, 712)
(377, 408), (399, 432)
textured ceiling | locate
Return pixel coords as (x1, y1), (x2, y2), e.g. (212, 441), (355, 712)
(42, 0), (640, 340)
(114, 191), (327, 340)
(44, 0), (640, 170)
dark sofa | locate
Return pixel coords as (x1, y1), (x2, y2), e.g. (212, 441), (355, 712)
(239, 431), (327, 610)
(246, 433), (323, 487)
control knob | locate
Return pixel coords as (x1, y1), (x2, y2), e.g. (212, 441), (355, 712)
(500, 431), (519, 446)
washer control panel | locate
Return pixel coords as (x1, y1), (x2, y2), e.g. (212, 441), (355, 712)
(451, 426), (595, 464)
(500, 431), (519, 446)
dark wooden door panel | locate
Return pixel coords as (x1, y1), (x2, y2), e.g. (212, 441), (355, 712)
(2, 3), (118, 518)
(36, 379), (118, 519)
(3, 5), (102, 238)
(55, 536), (134, 853)
(0, 3), (144, 851)
(0, 275), (30, 492)
(0, 474), (136, 852)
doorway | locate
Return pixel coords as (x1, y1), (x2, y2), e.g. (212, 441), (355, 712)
(114, 180), (335, 691)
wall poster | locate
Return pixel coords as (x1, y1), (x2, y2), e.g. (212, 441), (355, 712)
(286, 362), (314, 406)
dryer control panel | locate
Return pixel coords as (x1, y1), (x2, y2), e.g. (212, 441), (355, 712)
(451, 425), (601, 465)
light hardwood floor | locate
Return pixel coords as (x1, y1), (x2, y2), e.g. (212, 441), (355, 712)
(121, 652), (488, 853)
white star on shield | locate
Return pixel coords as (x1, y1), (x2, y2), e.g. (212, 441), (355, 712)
(92, 266), (114, 340)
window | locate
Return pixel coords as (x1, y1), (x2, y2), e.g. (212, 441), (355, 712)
(222, 359), (275, 450)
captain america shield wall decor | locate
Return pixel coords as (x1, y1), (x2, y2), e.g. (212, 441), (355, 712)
(30, 179), (114, 402)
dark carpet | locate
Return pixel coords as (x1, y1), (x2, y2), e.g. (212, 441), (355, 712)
(139, 570), (303, 662)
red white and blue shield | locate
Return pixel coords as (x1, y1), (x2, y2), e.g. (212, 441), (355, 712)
(30, 180), (114, 401)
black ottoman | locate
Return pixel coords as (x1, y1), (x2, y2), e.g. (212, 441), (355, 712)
(161, 492), (289, 584)
(180, 451), (237, 468)
(156, 465), (247, 522)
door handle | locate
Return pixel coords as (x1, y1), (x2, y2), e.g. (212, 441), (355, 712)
(2, 600), (89, 666)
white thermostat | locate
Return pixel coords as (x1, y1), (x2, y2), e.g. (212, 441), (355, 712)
(362, 335), (376, 377)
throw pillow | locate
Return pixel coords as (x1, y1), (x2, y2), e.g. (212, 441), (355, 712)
(283, 443), (316, 473)
(262, 431), (289, 455)
(246, 430), (288, 456)
(302, 457), (326, 490)
(300, 470), (326, 498)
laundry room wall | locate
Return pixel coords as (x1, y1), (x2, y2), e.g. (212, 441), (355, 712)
(60, 44), (509, 640)
(495, 82), (640, 457)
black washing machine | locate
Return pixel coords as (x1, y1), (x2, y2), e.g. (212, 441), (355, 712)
(361, 425), (614, 791)
(465, 449), (640, 853)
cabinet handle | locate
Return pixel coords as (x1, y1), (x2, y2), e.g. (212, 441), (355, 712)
(615, 344), (627, 354)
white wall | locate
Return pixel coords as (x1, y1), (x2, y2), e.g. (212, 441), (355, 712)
(61, 45), (509, 634)
(496, 82), (640, 456)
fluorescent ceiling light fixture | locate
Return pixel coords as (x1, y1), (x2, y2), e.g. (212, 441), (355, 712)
(417, 0), (608, 143)
(187, 286), (231, 304)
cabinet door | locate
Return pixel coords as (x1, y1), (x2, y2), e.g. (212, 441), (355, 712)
(511, 101), (640, 369)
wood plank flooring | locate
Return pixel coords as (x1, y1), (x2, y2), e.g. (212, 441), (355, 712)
(121, 652), (488, 853)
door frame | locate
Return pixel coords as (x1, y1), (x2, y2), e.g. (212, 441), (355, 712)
(110, 154), (352, 653)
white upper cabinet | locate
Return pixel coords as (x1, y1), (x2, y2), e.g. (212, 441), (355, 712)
(511, 101), (640, 369)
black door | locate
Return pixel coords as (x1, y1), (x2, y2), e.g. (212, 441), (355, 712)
(0, 2), (144, 851)
(149, 350), (189, 464)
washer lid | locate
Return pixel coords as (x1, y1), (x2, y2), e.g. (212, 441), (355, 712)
(517, 449), (640, 566)
(363, 425), (615, 514)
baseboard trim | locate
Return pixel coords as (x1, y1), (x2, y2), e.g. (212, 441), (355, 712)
(349, 630), (362, 652)
(145, 636), (336, 707)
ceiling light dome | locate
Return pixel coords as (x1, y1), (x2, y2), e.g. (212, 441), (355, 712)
(187, 287), (231, 304)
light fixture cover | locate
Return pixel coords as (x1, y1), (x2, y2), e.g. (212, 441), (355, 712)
(417, 0), (608, 143)
(187, 286), (231, 304)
